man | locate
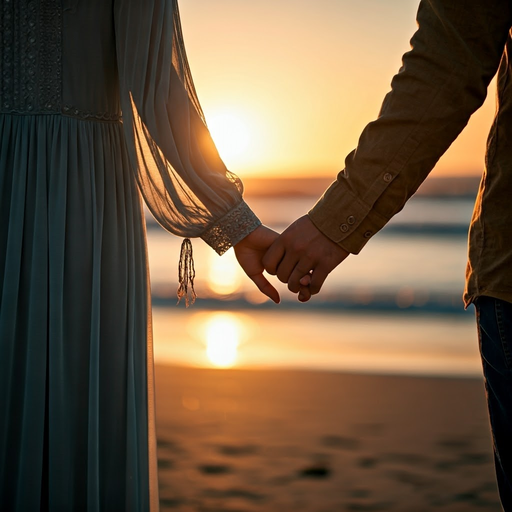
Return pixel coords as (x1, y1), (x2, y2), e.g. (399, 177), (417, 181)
(263, 0), (512, 508)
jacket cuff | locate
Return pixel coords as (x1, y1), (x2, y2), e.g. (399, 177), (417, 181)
(308, 178), (390, 254)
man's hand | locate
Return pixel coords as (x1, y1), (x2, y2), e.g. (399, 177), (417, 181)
(263, 215), (349, 302)
(234, 225), (281, 303)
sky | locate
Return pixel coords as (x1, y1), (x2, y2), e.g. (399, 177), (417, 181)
(179, 0), (496, 179)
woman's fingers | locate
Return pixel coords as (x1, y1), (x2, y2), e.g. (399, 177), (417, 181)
(249, 273), (280, 304)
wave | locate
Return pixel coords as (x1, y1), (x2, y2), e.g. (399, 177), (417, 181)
(152, 291), (473, 316)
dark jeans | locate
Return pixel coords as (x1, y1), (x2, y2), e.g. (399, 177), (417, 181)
(476, 296), (512, 511)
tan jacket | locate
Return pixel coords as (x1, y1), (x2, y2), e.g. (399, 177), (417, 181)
(308, 0), (512, 307)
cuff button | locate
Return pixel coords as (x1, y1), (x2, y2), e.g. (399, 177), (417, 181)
(383, 173), (393, 183)
(347, 216), (355, 225)
(340, 224), (349, 233)
(364, 231), (373, 239)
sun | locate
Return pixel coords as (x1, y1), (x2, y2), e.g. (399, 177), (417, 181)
(207, 112), (250, 163)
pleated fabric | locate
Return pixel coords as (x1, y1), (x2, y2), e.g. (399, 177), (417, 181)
(0, 114), (153, 510)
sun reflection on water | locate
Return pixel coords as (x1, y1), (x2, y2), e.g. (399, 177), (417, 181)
(204, 313), (242, 368)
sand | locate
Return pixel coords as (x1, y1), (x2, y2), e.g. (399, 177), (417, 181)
(155, 365), (501, 512)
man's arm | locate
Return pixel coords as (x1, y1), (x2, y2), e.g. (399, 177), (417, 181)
(264, 0), (512, 299)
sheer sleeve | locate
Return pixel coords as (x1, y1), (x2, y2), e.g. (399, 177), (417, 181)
(114, 0), (261, 255)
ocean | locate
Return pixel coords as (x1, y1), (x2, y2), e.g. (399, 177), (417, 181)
(147, 193), (482, 378)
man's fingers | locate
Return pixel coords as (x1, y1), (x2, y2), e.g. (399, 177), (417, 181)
(275, 254), (300, 284)
(309, 267), (329, 295)
(288, 262), (314, 293)
(249, 273), (280, 304)
(262, 240), (285, 276)
(298, 284), (312, 302)
(300, 274), (312, 287)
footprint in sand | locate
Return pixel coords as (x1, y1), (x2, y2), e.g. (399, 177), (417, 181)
(198, 463), (232, 475)
(157, 438), (187, 455)
(215, 444), (259, 457)
(298, 463), (332, 478)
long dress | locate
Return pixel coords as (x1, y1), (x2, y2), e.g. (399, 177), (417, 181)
(0, 1), (260, 510)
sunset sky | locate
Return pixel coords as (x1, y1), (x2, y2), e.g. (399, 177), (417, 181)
(180, 0), (496, 179)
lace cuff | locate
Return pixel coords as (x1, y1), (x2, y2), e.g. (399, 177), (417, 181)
(201, 201), (261, 255)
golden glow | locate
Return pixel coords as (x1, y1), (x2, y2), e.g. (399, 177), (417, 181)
(208, 111), (250, 163)
(205, 313), (242, 368)
(181, 2), (495, 178)
(207, 248), (243, 296)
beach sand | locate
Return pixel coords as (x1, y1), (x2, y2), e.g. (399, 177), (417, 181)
(155, 365), (501, 511)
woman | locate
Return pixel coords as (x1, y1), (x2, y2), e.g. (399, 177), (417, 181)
(0, 1), (278, 509)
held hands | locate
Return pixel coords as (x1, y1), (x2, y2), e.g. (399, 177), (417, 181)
(234, 216), (348, 303)
(262, 215), (349, 302)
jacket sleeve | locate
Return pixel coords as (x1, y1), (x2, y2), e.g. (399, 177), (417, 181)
(114, 0), (260, 255)
(308, 0), (512, 253)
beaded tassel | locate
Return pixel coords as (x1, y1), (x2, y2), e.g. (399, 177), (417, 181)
(177, 238), (197, 307)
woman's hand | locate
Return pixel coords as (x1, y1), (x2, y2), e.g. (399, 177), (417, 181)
(234, 225), (281, 303)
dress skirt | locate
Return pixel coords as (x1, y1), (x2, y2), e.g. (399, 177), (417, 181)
(0, 113), (158, 511)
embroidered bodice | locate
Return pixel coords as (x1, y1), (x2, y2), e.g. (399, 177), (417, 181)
(1, 0), (122, 122)
(1, 0), (61, 114)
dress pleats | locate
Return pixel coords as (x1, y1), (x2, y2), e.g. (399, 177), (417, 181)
(0, 114), (152, 511)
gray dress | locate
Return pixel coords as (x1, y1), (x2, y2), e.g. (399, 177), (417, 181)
(0, 1), (259, 510)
